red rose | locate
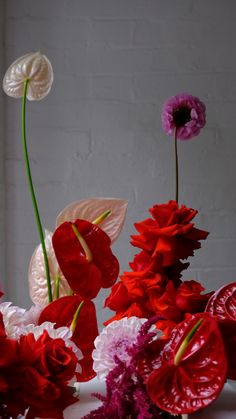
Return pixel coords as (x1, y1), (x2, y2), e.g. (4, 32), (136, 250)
(39, 295), (99, 382)
(52, 219), (119, 299)
(24, 331), (78, 382)
(176, 280), (214, 314)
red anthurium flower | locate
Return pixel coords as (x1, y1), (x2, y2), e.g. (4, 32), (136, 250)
(206, 282), (236, 320)
(147, 313), (227, 415)
(131, 201), (208, 266)
(205, 282), (236, 380)
(38, 295), (99, 381)
(217, 319), (236, 380)
(52, 219), (119, 299)
(176, 280), (214, 314)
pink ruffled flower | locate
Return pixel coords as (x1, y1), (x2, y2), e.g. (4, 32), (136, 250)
(92, 317), (160, 381)
(162, 93), (206, 140)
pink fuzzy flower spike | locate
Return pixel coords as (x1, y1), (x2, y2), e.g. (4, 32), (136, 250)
(162, 93), (206, 140)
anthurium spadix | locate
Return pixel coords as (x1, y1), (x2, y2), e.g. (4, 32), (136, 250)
(56, 198), (128, 244)
(3, 51), (53, 100)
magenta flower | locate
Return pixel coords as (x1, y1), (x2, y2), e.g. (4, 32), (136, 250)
(162, 93), (206, 140)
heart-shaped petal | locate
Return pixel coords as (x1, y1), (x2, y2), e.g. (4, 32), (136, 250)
(52, 220), (119, 299)
(205, 282), (236, 320)
(147, 313), (227, 415)
(28, 230), (71, 306)
(56, 198), (128, 244)
(3, 52), (53, 100)
(38, 295), (99, 381)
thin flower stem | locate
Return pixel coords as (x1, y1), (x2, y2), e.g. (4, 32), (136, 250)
(174, 128), (179, 203)
(22, 79), (52, 303)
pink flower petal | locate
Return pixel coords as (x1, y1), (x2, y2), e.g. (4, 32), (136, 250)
(56, 198), (128, 244)
(28, 230), (71, 306)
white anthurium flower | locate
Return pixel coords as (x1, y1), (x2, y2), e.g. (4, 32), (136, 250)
(92, 317), (162, 381)
(28, 230), (71, 306)
(3, 51), (53, 100)
(56, 198), (128, 244)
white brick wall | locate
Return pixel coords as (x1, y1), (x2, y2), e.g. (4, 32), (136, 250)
(2, 0), (236, 326)
(0, 0), (6, 293)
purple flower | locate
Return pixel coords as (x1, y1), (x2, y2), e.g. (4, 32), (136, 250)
(162, 93), (206, 140)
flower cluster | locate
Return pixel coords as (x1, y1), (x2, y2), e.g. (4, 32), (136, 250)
(0, 310), (81, 418)
(2, 52), (236, 419)
(105, 200), (212, 336)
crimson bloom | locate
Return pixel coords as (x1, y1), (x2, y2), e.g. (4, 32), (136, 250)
(0, 326), (78, 418)
(176, 280), (214, 314)
(39, 295), (99, 382)
(147, 313), (227, 415)
(52, 219), (119, 299)
(205, 282), (236, 380)
(162, 93), (206, 140)
(131, 201), (208, 267)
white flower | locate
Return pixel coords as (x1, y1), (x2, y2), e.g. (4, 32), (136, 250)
(0, 302), (42, 339)
(0, 302), (26, 338)
(92, 316), (161, 381)
(3, 51), (53, 100)
(28, 230), (71, 307)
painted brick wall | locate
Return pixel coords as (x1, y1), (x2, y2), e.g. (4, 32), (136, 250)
(0, 0), (6, 294)
(2, 0), (236, 326)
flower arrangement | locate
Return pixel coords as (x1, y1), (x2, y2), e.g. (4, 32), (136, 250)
(1, 52), (236, 419)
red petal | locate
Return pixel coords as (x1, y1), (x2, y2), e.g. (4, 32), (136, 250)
(38, 295), (99, 381)
(206, 282), (236, 321)
(52, 219), (119, 299)
(147, 313), (227, 414)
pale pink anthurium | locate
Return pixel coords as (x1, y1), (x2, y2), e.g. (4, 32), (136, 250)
(3, 51), (53, 100)
(56, 198), (128, 244)
(28, 230), (71, 306)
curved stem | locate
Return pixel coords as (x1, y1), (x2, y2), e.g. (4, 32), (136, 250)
(174, 128), (179, 203)
(22, 79), (52, 303)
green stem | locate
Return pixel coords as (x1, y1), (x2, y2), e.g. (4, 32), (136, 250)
(22, 79), (52, 303)
(174, 128), (179, 203)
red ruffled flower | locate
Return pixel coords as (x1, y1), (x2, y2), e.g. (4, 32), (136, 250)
(52, 219), (119, 299)
(131, 201), (208, 266)
(176, 280), (214, 314)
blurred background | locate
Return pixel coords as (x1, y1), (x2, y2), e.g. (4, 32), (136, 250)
(1, 0), (236, 327)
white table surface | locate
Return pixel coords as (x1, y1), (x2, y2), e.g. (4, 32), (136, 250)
(64, 379), (236, 419)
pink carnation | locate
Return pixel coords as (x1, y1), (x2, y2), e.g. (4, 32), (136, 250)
(162, 93), (206, 140)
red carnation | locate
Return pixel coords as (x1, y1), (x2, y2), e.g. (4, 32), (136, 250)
(52, 219), (119, 299)
(176, 280), (214, 314)
(131, 201), (208, 266)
